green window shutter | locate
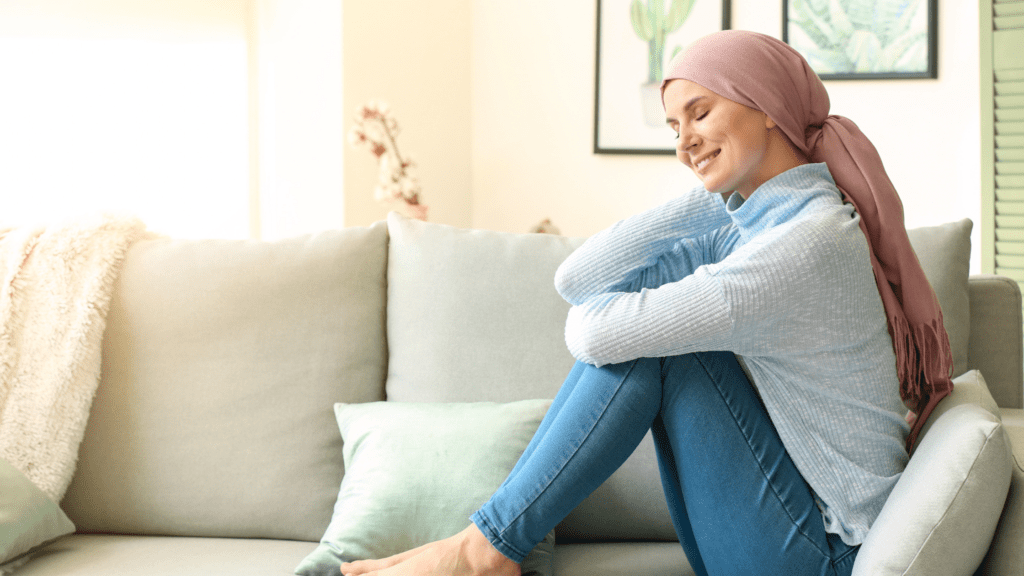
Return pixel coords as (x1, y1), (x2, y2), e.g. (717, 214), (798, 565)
(983, 0), (1024, 305)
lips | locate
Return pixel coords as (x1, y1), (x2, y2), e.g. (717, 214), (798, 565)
(696, 150), (720, 172)
(695, 150), (720, 172)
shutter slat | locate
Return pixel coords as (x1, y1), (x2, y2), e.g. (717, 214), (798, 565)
(997, 108), (1024, 121)
(997, 148), (1024, 161)
(997, 134), (1024, 148)
(997, 254), (1024, 268)
(996, 68), (1024, 81)
(998, 174), (1024, 187)
(997, 121), (1024, 134)
(995, 267), (1024, 282)
(997, 241), (1024, 254)
(995, 2), (1024, 15)
(998, 94), (1024, 108)
(995, 29), (1024, 66)
(996, 187), (1024, 200)
(996, 81), (1024, 95)
(996, 14), (1024, 28)
(996, 228), (1024, 241)
(996, 215), (1024, 227)
(997, 161), (1024, 173)
(996, 201), (1024, 214)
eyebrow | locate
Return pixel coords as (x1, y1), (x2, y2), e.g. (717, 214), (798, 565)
(665, 96), (706, 126)
(683, 96), (705, 111)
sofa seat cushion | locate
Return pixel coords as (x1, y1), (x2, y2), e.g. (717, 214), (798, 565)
(1000, 407), (1024, 428)
(553, 542), (692, 576)
(15, 536), (692, 576)
(13, 535), (315, 576)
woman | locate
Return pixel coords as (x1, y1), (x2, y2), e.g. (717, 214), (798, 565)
(341, 30), (953, 576)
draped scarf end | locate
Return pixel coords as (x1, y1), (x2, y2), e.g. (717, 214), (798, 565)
(890, 314), (954, 452)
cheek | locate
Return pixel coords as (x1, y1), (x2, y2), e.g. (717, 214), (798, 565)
(724, 130), (759, 164)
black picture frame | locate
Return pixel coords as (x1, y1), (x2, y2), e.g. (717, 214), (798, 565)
(782, 0), (938, 81)
(594, 0), (732, 155)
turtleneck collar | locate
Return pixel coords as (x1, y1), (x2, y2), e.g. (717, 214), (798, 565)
(722, 163), (841, 243)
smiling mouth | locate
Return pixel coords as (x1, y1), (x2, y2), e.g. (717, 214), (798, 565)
(695, 150), (720, 172)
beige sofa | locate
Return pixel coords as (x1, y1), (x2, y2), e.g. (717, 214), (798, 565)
(6, 213), (1023, 576)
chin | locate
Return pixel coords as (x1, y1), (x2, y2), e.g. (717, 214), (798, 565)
(703, 182), (728, 195)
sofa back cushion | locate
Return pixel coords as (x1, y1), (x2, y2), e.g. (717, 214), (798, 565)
(905, 219), (972, 378)
(385, 213), (677, 541)
(60, 223), (389, 542)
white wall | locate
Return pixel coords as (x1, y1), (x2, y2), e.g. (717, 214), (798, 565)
(470, 0), (983, 271)
(0, 0), (252, 239)
(253, 0), (344, 240)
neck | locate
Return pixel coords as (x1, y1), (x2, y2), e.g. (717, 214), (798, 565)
(738, 128), (809, 199)
(726, 163), (838, 241)
(765, 127), (809, 178)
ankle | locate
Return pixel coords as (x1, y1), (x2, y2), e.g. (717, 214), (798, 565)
(461, 525), (519, 575)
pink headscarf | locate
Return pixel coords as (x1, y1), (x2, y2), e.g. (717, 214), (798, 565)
(661, 30), (952, 451)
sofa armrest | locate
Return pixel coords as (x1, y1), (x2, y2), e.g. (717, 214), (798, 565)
(978, 418), (1024, 576)
(967, 274), (1024, 409)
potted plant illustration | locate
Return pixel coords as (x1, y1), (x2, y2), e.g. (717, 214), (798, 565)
(631, 0), (694, 127)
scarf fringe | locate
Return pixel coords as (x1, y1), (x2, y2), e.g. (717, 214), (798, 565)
(888, 312), (954, 452)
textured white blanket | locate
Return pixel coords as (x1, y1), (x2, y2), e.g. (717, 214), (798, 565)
(0, 215), (146, 502)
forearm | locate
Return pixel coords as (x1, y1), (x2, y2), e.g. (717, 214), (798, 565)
(554, 189), (730, 305)
(564, 269), (733, 366)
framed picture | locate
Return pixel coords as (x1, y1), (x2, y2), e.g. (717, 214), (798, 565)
(594, 0), (731, 155)
(783, 0), (937, 80)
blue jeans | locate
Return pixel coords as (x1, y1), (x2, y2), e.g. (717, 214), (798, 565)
(470, 352), (858, 576)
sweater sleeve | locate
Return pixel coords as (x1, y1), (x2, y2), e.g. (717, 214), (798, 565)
(564, 210), (868, 366)
(554, 187), (732, 305)
(564, 266), (734, 365)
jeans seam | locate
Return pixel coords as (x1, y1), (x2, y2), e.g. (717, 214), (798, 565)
(693, 352), (830, 560)
(472, 509), (528, 563)
(493, 359), (642, 557)
(833, 543), (858, 564)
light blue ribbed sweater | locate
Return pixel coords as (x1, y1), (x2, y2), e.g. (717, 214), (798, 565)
(555, 163), (910, 545)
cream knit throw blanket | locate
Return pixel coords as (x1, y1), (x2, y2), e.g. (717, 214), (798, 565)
(0, 215), (146, 502)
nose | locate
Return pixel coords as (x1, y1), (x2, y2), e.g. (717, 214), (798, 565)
(676, 129), (700, 156)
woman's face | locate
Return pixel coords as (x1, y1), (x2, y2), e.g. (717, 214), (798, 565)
(663, 79), (778, 199)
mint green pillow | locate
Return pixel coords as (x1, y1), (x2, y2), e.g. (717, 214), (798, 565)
(295, 399), (554, 576)
(1, 456), (75, 568)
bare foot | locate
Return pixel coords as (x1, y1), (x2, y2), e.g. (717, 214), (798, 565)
(340, 542), (431, 575)
(340, 524), (520, 576)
